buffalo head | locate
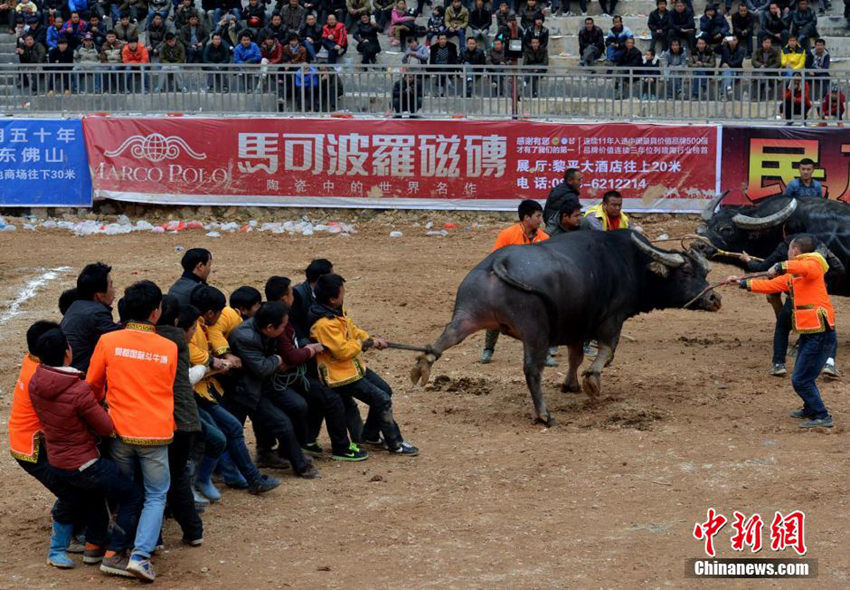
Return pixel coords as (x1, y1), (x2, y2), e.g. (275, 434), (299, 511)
(697, 194), (799, 259)
(631, 233), (722, 312)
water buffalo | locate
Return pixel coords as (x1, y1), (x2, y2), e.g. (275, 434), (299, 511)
(698, 194), (850, 296)
(410, 230), (721, 425)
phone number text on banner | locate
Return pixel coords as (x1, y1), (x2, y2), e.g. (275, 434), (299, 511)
(82, 117), (718, 212)
(0, 119), (92, 207)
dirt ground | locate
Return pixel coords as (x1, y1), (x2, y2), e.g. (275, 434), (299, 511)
(0, 213), (847, 590)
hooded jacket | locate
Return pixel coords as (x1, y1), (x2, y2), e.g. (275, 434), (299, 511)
(29, 364), (114, 471)
(308, 303), (369, 388)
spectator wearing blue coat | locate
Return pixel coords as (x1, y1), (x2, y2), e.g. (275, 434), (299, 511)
(605, 15), (633, 63)
(46, 17), (63, 50)
(233, 32), (262, 92)
(67, 0), (90, 19)
(699, 3), (729, 49)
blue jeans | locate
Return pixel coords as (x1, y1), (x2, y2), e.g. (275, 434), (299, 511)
(721, 68), (738, 88)
(322, 39), (346, 64)
(202, 401), (262, 483)
(198, 406), (227, 459)
(145, 8), (170, 30)
(791, 330), (836, 419)
(109, 439), (170, 558)
(773, 299), (838, 364)
(213, 7), (242, 26)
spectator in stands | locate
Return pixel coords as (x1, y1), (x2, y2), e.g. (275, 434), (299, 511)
(322, 13), (347, 63)
(498, 14), (523, 62)
(600, 0), (618, 17)
(790, 0), (817, 49)
(518, 0), (539, 29)
(121, 35), (149, 92)
(299, 13), (323, 60)
(469, 0), (491, 52)
(99, 29), (123, 91)
(393, 72), (424, 115)
(523, 12), (548, 50)
(279, 0), (304, 32)
(319, 0), (347, 26)
(281, 31), (308, 62)
(781, 73), (811, 123)
(579, 17), (604, 66)
(60, 12), (87, 50)
(820, 84), (845, 121)
(732, 3), (754, 57)
(640, 47), (661, 99)
(0, 0), (16, 34)
(313, 64), (344, 110)
(353, 12), (380, 63)
(261, 12), (286, 44)
(74, 32), (100, 92)
(445, 0), (468, 50)
(146, 0), (171, 32)
(258, 33), (283, 92)
(115, 13), (139, 42)
(522, 36), (547, 97)
(374, 0), (394, 32)
(22, 17), (46, 50)
(390, 0), (416, 46)
(429, 32), (458, 95)
(426, 5), (447, 45)
(17, 33), (46, 92)
(203, 32), (231, 90)
(403, 35), (429, 63)
(781, 33), (806, 77)
(345, 0), (370, 31)
(806, 37), (830, 100)
(461, 36), (485, 94)
(145, 12), (168, 57)
(752, 35), (781, 97)
(719, 35), (745, 98)
(157, 32), (186, 92)
(495, 1), (514, 32)
(212, 0), (243, 28)
(759, 3), (789, 47)
(689, 35), (715, 98)
(486, 36), (508, 94)
(649, 0), (672, 53)
(87, 14), (105, 48)
(124, 0), (148, 23)
(175, 0), (200, 29)
(699, 4), (729, 49)
(670, 0), (696, 52)
(47, 16), (63, 50)
(243, 0), (267, 31)
(616, 36), (642, 97)
(605, 15), (633, 64)
(47, 35), (74, 95)
(234, 31), (261, 91)
(180, 14), (208, 63)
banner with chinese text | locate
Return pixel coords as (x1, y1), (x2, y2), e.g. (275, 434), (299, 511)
(0, 119), (92, 207)
(82, 117), (719, 211)
(721, 126), (850, 205)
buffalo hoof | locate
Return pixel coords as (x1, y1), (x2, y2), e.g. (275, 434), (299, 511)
(561, 381), (581, 394)
(410, 355), (434, 386)
(536, 413), (556, 427)
(582, 371), (601, 398)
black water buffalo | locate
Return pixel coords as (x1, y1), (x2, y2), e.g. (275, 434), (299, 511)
(698, 194), (850, 296)
(410, 230), (721, 426)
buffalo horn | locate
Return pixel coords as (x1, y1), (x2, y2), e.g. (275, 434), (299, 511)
(731, 199), (798, 230)
(700, 190), (729, 221)
(631, 233), (685, 267)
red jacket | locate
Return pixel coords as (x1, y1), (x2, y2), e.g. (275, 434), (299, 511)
(29, 365), (114, 471)
(261, 39), (283, 64)
(322, 22), (347, 47)
(276, 322), (313, 369)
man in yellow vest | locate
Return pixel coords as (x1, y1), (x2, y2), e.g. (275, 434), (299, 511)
(584, 190), (629, 231)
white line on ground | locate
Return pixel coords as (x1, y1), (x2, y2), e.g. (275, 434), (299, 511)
(0, 267), (71, 327)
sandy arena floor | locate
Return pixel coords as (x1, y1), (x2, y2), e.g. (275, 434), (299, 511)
(0, 214), (847, 589)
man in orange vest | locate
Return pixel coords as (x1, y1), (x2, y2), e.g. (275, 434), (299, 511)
(727, 234), (837, 429)
(482, 199), (557, 366)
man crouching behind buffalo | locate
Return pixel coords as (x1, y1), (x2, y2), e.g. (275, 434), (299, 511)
(585, 190), (630, 231)
(548, 200), (592, 237)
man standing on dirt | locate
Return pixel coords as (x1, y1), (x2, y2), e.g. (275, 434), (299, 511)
(543, 168), (582, 234)
(726, 234), (837, 429)
(482, 200), (556, 367)
(169, 248), (212, 306)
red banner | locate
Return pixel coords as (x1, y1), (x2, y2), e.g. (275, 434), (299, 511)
(82, 117), (719, 211)
(721, 126), (850, 205)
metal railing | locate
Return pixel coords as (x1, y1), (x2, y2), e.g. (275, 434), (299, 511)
(0, 63), (843, 124)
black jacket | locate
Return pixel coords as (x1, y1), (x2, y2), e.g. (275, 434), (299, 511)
(393, 77), (424, 113)
(523, 25), (548, 49)
(168, 272), (206, 307)
(227, 317), (282, 411)
(429, 41), (459, 65)
(543, 182), (580, 232)
(648, 9), (672, 33)
(671, 8), (696, 32)
(290, 280), (315, 345)
(548, 217), (593, 237)
(60, 299), (121, 372)
(157, 325), (201, 433)
(578, 26), (604, 56)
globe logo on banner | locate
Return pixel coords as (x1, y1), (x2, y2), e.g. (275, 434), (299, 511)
(104, 133), (207, 163)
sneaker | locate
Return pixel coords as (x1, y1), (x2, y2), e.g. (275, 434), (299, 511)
(83, 544), (106, 565)
(302, 441), (324, 457)
(255, 450), (291, 470)
(67, 534), (85, 554)
(361, 436), (385, 448)
(126, 554), (156, 582)
(822, 363), (841, 380)
(798, 416), (834, 428)
(789, 408), (812, 419)
(182, 536), (203, 547)
(480, 348), (494, 364)
(297, 464), (322, 479)
(770, 363), (787, 377)
(100, 550), (134, 578)
(248, 474), (281, 494)
(332, 443), (369, 462)
(388, 441), (419, 456)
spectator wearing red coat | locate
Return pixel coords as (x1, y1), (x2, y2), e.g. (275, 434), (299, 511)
(821, 86), (845, 121)
(321, 13), (347, 64)
(782, 74), (811, 123)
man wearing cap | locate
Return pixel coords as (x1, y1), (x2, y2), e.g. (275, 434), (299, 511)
(74, 32), (102, 92)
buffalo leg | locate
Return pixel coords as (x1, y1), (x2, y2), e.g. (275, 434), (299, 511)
(523, 339), (553, 426)
(410, 316), (482, 386)
(582, 322), (622, 398)
(561, 344), (584, 393)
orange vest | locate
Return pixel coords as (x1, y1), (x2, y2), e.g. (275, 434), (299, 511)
(8, 354), (43, 462)
(492, 223), (549, 252)
(748, 253), (835, 334)
(86, 322), (178, 445)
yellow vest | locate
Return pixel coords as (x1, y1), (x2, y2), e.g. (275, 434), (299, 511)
(584, 203), (630, 231)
